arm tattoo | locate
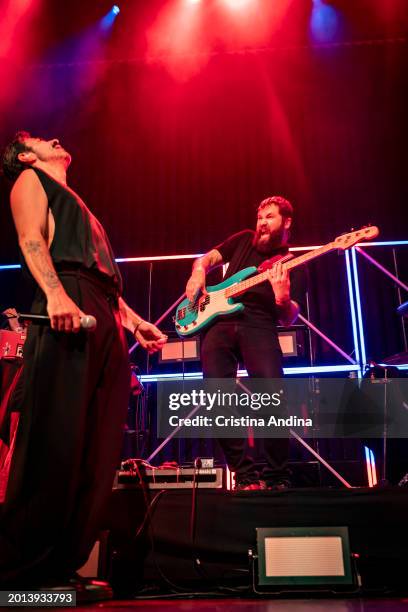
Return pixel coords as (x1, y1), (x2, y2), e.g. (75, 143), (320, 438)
(24, 240), (60, 289)
(25, 240), (41, 254)
(43, 270), (60, 289)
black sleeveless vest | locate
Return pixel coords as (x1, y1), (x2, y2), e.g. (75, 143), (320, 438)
(23, 168), (123, 293)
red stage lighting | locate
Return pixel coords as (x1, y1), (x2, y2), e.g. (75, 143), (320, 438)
(146, 0), (209, 80)
(0, 0), (40, 108)
(222, 0), (254, 9)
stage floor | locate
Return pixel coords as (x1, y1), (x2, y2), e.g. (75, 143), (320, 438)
(67, 597), (408, 611)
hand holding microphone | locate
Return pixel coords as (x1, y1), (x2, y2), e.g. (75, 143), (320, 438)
(18, 313), (97, 332)
(20, 290), (97, 333)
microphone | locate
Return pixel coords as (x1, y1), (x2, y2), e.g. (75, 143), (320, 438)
(17, 313), (97, 331)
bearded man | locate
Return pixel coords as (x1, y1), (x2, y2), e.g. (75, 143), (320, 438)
(185, 196), (306, 490)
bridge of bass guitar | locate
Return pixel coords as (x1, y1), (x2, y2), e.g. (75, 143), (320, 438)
(175, 295), (211, 335)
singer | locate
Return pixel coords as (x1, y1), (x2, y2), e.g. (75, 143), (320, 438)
(0, 132), (167, 592)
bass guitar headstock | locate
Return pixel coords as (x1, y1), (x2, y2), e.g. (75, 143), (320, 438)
(334, 226), (379, 250)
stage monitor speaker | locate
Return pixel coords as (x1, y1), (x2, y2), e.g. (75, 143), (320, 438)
(159, 338), (200, 362)
(256, 526), (353, 587)
(278, 330), (298, 357)
(158, 328), (301, 363)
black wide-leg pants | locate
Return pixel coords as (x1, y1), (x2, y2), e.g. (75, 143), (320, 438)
(0, 271), (130, 587)
(201, 322), (289, 485)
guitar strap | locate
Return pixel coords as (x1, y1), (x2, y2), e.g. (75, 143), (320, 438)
(224, 232), (289, 280)
(222, 233), (256, 279)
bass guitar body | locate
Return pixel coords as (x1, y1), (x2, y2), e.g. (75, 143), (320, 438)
(175, 266), (257, 337)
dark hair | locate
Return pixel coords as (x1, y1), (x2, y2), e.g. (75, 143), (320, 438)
(2, 131), (33, 181)
(257, 196), (294, 220)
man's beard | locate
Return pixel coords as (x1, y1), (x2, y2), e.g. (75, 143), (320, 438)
(253, 225), (285, 253)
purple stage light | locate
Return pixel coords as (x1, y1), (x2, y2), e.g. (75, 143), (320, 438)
(112, 5), (120, 15)
(310, 0), (342, 43)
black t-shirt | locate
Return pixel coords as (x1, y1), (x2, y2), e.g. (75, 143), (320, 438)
(215, 229), (307, 330)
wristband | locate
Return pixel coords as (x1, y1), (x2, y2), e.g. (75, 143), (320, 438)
(133, 319), (144, 334)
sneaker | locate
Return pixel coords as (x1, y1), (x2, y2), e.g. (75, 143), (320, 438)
(235, 479), (266, 491)
(267, 479), (291, 491)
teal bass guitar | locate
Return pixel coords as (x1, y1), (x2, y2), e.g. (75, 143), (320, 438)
(174, 226), (379, 337)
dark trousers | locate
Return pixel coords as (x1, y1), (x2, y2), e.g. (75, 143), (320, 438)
(0, 271), (130, 587)
(201, 323), (289, 484)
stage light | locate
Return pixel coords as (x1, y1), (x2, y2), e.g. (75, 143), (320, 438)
(223, 0), (253, 9)
(310, 0), (342, 43)
(255, 527), (353, 588)
(100, 5), (120, 31)
(364, 446), (377, 487)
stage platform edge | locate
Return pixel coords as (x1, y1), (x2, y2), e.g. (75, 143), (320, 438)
(104, 487), (408, 596)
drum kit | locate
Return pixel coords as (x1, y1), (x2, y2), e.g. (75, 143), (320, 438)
(0, 309), (26, 360)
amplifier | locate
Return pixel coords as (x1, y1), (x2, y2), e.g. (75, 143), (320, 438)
(0, 330), (26, 360)
(113, 466), (224, 490)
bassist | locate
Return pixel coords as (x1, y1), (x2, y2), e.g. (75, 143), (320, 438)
(185, 196), (307, 491)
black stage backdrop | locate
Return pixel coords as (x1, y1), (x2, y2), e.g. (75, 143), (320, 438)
(0, 8), (407, 358)
(1, 40), (407, 257)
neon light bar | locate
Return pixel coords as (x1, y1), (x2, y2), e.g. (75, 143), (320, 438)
(0, 256), (203, 270)
(1, 240), (406, 270)
(379, 363), (408, 371)
(2, 240), (406, 272)
(351, 247), (367, 367)
(115, 254), (202, 263)
(345, 250), (361, 370)
(116, 246), (322, 262)
(356, 241), (408, 247)
(282, 365), (360, 375)
(0, 245), (355, 271)
(289, 246), (321, 251)
(356, 246), (408, 293)
(370, 449), (378, 486)
(364, 446), (373, 487)
(140, 364), (360, 383)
